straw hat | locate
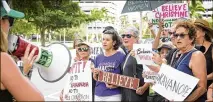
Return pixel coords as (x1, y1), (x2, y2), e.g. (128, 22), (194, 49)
(194, 19), (213, 38)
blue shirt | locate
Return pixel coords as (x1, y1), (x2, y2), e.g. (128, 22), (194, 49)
(94, 51), (126, 96)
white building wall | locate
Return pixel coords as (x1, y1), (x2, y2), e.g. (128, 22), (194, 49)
(78, 1), (119, 35)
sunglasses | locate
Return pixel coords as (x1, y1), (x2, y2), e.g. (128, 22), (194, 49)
(168, 31), (175, 35)
(173, 33), (188, 39)
(2, 16), (14, 27)
(121, 34), (135, 38)
(78, 47), (89, 52)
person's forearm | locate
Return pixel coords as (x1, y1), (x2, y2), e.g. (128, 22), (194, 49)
(207, 84), (213, 100)
(150, 29), (156, 38)
(152, 29), (162, 49)
(185, 86), (206, 101)
(207, 88), (213, 100)
(142, 83), (150, 90)
(207, 73), (213, 80)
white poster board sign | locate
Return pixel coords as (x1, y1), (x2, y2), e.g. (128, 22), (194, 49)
(148, 3), (189, 32)
(63, 61), (92, 101)
(152, 64), (199, 101)
(143, 65), (158, 82)
(90, 43), (104, 60)
(70, 49), (76, 65)
(133, 44), (154, 65)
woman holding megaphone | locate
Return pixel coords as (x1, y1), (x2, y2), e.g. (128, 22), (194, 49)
(0, 1), (44, 101)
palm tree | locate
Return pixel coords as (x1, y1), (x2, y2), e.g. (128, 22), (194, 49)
(188, 0), (206, 19)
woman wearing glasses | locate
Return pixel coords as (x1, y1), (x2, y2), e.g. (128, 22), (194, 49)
(148, 20), (207, 102)
(92, 29), (125, 101)
(60, 42), (96, 101)
(1, 1), (44, 101)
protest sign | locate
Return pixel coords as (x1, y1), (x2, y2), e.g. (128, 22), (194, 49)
(148, 3), (189, 30)
(133, 44), (154, 65)
(63, 61), (92, 101)
(121, 0), (170, 13)
(143, 65), (158, 82)
(152, 64), (199, 101)
(70, 49), (76, 65)
(90, 43), (103, 60)
(97, 71), (140, 90)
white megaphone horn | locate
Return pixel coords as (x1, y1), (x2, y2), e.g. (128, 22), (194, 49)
(8, 34), (71, 83)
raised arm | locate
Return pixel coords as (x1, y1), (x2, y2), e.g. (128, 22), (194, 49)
(185, 51), (207, 101)
(148, 23), (156, 38)
(152, 20), (163, 49)
(1, 52), (44, 101)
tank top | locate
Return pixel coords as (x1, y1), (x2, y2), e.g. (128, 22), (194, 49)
(204, 44), (213, 87)
(0, 90), (13, 102)
(175, 49), (206, 102)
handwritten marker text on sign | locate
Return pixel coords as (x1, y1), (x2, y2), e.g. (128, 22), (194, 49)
(98, 71), (140, 90)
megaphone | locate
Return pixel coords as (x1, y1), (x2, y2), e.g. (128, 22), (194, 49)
(8, 35), (71, 83)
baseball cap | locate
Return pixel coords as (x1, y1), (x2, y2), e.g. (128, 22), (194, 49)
(158, 44), (172, 52)
(77, 42), (91, 48)
(1, 0), (24, 18)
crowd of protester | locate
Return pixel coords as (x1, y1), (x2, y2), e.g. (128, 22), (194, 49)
(1, 0), (213, 102)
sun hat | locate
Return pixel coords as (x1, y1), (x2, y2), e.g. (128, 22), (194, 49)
(194, 19), (213, 38)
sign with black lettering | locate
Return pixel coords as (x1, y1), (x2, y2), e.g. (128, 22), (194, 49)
(133, 44), (155, 65)
(98, 71), (140, 90)
(152, 64), (199, 101)
(63, 61), (93, 101)
(143, 65), (158, 82)
(121, 0), (170, 13)
(90, 43), (104, 60)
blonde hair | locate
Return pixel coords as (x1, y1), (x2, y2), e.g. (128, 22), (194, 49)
(0, 29), (8, 52)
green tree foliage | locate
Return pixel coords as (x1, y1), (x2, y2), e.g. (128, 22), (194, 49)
(119, 15), (131, 34)
(189, 0), (205, 19)
(10, 19), (37, 36)
(11, 0), (107, 46)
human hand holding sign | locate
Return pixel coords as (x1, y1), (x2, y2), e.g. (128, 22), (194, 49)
(152, 51), (164, 65)
(130, 50), (135, 57)
(136, 86), (146, 95)
(93, 68), (101, 81)
(158, 18), (164, 31)
(105, 83), (118, 89)
(22, 44), (37, 75)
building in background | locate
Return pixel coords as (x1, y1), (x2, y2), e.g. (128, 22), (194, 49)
(78, 1), (119, 42)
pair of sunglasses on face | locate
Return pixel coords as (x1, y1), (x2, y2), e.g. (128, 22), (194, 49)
(121, 34), (135, 38)
(173, 33), (188, 39)
(2, 16), (14, 27)
(78, 47), (89, 52)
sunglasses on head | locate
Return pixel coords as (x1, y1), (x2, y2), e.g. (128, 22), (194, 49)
(121, 34), (135, 38)
(2, 16), (14, 27)
(78, 47), (89, 52)
(173, 33), (188, 39)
